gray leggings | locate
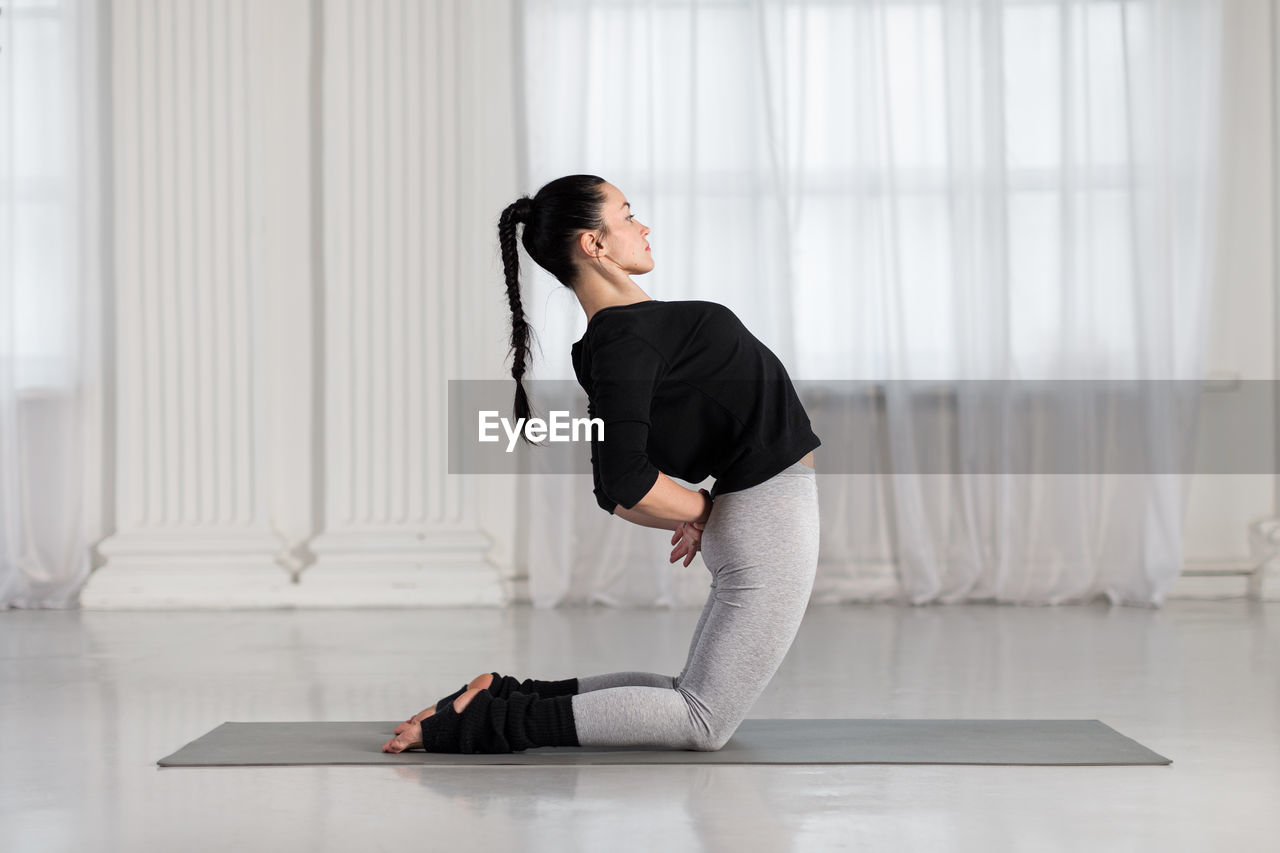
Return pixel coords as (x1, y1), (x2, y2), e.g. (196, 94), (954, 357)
(570, 460), (820, 751)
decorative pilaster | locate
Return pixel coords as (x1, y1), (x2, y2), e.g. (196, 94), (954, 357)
(84, 0), (503, 607)
(85, 0), (292, 607)
(298, 0), (500, 605)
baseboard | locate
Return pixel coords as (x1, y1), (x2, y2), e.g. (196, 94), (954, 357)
(79, 564), (507, 609)
(1167, 571), (1258, 600)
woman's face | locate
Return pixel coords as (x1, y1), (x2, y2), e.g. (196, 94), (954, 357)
(592, 183), (653, 275)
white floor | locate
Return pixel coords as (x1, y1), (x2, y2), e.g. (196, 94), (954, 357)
(1, 600), (1277, 852)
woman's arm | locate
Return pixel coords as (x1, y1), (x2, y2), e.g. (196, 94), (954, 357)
(612, 505), (681, 531)
(625, 473), (712, 526)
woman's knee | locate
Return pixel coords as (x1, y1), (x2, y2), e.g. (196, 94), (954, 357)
(676, 689), (738, 751)
(688, 723), (735, 752)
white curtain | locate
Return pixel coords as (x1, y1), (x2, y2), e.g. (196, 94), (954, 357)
(0, 0), (105, 608)
(516, 0), (1222, 608)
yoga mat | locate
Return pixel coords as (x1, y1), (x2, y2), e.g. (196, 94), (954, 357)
(157, 719), (1170, 766)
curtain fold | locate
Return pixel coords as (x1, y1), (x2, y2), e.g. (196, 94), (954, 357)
(516, 0), (1222, 608)
(0, 0), (104, 609)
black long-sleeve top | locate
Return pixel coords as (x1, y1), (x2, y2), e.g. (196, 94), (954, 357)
(570, 299), (821, 515)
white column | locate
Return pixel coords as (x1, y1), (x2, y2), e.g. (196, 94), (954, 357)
(85, 0), (296, 606)
(83, 0), (507, 607)
(303, 0), (500, 605)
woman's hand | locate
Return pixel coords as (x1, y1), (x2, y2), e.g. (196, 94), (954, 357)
(669, 520), (705, 566)
(694, 488), (713, 525)
(670, 491), (711, 563)
(670, 491), (711, 566)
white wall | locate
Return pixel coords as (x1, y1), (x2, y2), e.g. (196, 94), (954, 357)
(1183, 0), (1276, 570)
(81, 0), (1276, 607)
(83, 0), (522, 607)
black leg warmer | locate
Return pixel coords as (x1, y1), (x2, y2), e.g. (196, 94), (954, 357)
(430, 683), (471, 714)
(430, 672), (579, 713)
(421, 690), (579, 754)
(488, 674), (580, 700)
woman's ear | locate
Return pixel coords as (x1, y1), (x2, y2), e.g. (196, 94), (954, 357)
(578, 230), (604, 259)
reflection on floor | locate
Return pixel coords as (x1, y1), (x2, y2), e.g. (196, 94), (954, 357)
(1, 601), (1276, 852)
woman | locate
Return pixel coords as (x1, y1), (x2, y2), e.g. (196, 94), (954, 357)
(383, 175), (820, 754)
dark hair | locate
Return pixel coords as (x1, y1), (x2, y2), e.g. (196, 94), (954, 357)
(497, 174), (610, 445)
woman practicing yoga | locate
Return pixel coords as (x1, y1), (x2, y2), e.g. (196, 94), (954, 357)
(383, 175), (820, 754)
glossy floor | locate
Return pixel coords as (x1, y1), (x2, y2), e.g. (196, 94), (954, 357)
(1, 600), (1277, 852)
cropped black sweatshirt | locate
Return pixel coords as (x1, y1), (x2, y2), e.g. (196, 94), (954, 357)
(570, 299), (821, 515)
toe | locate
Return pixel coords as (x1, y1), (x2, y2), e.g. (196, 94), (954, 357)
(384, 719), (424, 753)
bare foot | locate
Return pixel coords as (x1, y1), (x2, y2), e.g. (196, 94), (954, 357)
(382, 687), (486, 753)
(393, 672), (494, 736)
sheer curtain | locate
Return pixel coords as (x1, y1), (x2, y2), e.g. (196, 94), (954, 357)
(516, 0), (1222, 607)
(0, 0), (105, 608)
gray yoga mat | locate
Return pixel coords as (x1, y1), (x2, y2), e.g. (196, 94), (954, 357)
(157, 719), (1170, 766)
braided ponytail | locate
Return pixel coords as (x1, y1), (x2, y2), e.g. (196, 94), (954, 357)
(496, 176), (609, 447)
(498, 197), (540, 444)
